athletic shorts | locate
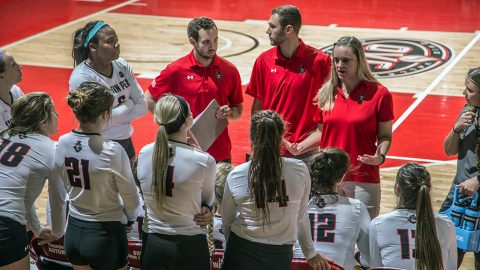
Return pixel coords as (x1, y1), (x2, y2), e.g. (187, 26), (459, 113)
(141, 232), (210, 270)
(64, 216), (128, 269)
(0, 216), (28, 267)
(222, 232), (293, 270)
(112, 137), (136, 159)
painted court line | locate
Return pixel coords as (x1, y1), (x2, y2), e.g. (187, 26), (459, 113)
(392, 31), (480, 132)
(2, 0), (139, 50)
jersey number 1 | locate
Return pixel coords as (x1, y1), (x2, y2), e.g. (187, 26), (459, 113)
(65, 157), (91, 190)
(397, 229), (416, 259)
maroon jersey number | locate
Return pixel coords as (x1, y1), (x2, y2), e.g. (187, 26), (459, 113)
(65, 157), (91, 190)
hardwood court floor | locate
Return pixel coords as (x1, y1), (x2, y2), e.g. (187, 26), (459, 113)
(1, 0), (479, 269)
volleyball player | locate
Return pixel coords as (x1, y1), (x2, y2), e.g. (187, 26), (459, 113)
(70, 20), (147, 163)
(136, 94), (216, 270)
(0, 50), (24, 131)
(368, 163), (456, 269)
(53, 81), (140, 270)
(221, 110), (330, 270)
(293, 148), (370, 269)
(0, 93), (59, 269)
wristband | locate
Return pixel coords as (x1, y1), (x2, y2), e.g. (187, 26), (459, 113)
(127, 220), (135, 227)
(380, 154), (386, 165)
(453, 126), (461, 134)
(201, 203), (214, 213)
(477, 175), (480, 184)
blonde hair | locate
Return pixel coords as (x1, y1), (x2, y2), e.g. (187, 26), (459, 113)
(317, 36), (377, 110)
(151, 94), (190, 205)
(215, 162), (234, 208)
(1, 92), (55, 137)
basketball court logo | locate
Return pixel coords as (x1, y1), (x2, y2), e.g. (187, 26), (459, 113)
(321, 38), (454, 78)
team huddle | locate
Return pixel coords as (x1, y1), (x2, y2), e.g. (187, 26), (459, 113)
(0, 4), (479, 270)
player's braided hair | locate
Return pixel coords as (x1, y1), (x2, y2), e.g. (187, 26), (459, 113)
(0, 92), (55, 137)
(207, 218), (215, 257)
(248, 110), (285, 227)
(395, 163), (443, 270)
(309, 148), (350, 198)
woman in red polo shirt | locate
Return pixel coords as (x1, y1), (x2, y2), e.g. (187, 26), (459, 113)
(316, 36), (394, 219)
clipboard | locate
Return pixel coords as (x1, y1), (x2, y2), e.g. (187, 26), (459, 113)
(190, 99), (228, 151)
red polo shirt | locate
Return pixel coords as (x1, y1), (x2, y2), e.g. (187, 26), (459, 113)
(317, 80), (394, 183)
(147, 50), (243, 161)
(246, 40), (331, 156)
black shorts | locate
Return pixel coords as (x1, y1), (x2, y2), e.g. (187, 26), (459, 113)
(64, 216), (128, 269)
(141, 232), (210, 270)
(112, 137), (136, 159)
(222, 232), (293, 270)
(0, 216), (28, 267)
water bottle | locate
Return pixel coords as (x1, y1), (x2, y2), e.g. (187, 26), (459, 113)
(463, 193), (480, 231)
(451, 200), (468, 227)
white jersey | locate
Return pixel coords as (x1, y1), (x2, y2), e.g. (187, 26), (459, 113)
(214, 215), (225, 249)
(222, 158), (317, 259)
(293, 195), (370, 269)
(369, 209), (457, 270)
(54, 131), (140, 226)
(0, 133), (55, 236)
(0, 85), (24, 131)
(137, 140), (216, 236)
(69, 58), (147, 140)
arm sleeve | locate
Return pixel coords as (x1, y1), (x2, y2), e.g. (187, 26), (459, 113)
(108, 60), (148, 125)
(245, 58), (262, 99)
(147, 65), (174, 100)
(445, 219), (458, 269)
(368, 220), (384, 267)
(357, 202), (372, 266)
(112, 145), (140, 221)
(24, 176), (48, 236)
(221, 179), (235, 242)
(49, 165), (68, 238)
(201, 155), (216, 208)
(227, 68), (244, 105)
(296, 164), (317, 260)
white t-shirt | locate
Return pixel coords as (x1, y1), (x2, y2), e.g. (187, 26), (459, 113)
(293, 195), (370, 269)
(222, 157), (317, 259)
(137, 140), (216, 236)
(69, 58), (147, 140)
(369, 209), (457, 269)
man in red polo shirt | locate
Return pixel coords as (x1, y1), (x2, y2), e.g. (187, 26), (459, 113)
(246, 5), (331, 161)
(146, 17), (243, 163)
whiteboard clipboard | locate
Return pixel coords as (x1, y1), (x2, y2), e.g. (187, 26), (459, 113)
(190, 99), (228, 151)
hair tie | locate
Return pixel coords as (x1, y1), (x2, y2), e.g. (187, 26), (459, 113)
(83, 21), (107, 48)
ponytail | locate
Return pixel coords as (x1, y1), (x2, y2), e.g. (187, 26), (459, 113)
(248, 110), (285, 226)
(415, 183), (443, 270)
(151, 125), (170, 205)
(396, 163), (443, 270)
(151, 94), (190, 206)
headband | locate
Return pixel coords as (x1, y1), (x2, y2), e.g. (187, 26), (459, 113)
(0, 50), (4, 73)
(162, 95), (190, 134)
(83, 21), (107, 48)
